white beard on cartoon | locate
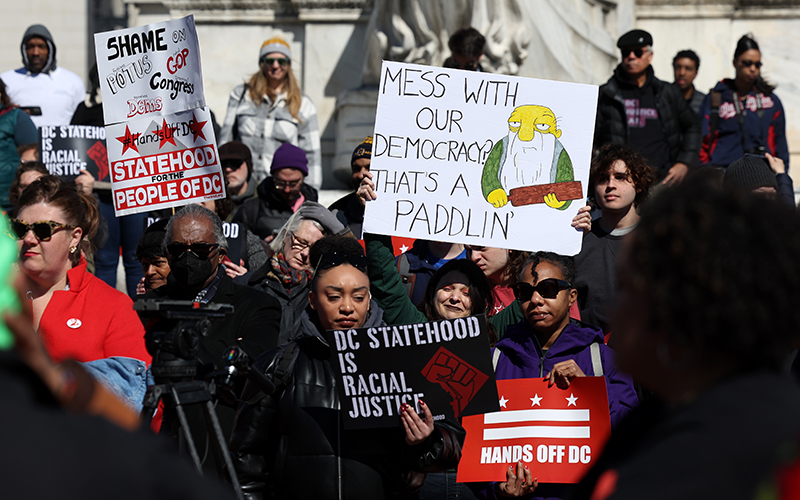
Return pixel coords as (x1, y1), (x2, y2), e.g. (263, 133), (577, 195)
(499, 130), (556, 192)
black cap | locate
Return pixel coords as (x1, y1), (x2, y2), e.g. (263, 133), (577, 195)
(617, 29), (653, 49)
(219, 141), (252, 181)
(135, 218), (170, 260)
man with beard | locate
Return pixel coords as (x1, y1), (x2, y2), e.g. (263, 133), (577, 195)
(1, 25), (84, 127)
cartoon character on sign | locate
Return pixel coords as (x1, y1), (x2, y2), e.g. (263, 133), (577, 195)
(481, 105), (582, 210)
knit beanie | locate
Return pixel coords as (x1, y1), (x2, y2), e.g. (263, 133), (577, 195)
(270, 143), (308, 176)
(723, 156), (777, 192)
(351, 136), (373, 167)
(259, 37), (291, 62)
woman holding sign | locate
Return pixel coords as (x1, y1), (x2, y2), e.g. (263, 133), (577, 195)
(230, 235), (463, 500)
(486, 252), (638, 498)
(219, 37), (322, 188)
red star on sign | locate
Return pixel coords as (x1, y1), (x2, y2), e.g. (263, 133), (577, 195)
(188, 112), (208, 143)
(116, 125), (140, 155)
(159, 118), (177, 149)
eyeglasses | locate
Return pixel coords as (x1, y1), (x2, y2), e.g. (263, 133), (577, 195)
(166, 242), (220, 261)
(11, 219), (77, 241)
(274, 178), (302, 189)
(739, 59), (763, 69)
(288, 231), (311, 252)
(261, 57), (289, 67)
(222, 160), (245, 171)
(314, 252), (369, 275)
(620, 47), (648, 59)
(512, 279), (572, 301)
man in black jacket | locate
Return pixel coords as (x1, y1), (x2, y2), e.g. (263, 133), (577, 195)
(234, 142), (318, 243)
(139, 204), (281, 471)
(594, 29), (701, 185)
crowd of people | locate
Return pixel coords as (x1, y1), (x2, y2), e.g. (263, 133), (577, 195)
(0, 19), (798, 500)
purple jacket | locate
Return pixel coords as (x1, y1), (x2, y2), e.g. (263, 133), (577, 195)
(478, 320), (638, 500)
(493, 319), (638, 428)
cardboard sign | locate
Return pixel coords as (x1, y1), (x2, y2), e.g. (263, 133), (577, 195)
(364, 61), (598, 255)
(457, 377), (611, 484)
(39, 126), (110, 187)
(326, 315), (499, 430)
(94, 15), (205, 126)
(107, 106), (224, 216)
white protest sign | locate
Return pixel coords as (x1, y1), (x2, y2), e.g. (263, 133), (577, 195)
(106, 106), (224, 216)
(94, 16), (205, 125)
(364, 62), (598, 255)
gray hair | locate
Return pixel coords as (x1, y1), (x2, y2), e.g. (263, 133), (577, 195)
(270, 209), (324, 254)
(163, 204), (228, 252)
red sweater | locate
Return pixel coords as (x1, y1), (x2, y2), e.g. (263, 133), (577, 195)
(38, 261), (151, 365)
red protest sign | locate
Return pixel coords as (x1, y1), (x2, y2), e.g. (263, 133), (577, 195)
(457, 377), (611, 484)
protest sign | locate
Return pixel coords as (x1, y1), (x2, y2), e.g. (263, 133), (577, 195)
(107, 106), (224, 216)
(457, 377), (611, 484)
(326, 315), (499, 430)
(40, 125), (111, 187)
(363, 62), (599, 255)
(94, 16), (205, 126)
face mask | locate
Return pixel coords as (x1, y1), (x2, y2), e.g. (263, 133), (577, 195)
(171, 252), (216, 290)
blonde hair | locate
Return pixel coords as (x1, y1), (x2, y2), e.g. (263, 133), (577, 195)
(249, 37), (303, 122)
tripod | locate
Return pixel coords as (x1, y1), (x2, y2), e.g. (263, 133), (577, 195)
(141, 357), (244, 500)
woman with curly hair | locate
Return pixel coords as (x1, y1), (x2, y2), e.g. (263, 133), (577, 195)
(219, 37), (322, 188)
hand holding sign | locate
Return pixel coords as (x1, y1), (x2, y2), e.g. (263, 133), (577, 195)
(401, 400), (434, 445)
(545, 360), (586, 389)
(497, 462), (538, 497)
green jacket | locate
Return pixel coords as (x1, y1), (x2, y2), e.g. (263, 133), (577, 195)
(365, 232), (521, 337)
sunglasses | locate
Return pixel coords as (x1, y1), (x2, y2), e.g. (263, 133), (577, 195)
(314, 252), (369, 275)
(513, 279), (572, 301)
(620, 47), (648, 59)
(11, 219), (77, 241)
(274, 179), (302, 189)
(261, 57), (289, 67)
(739, 59), (763, 69)
(166, 242), (220, 261)
(222, 160), (245, 170)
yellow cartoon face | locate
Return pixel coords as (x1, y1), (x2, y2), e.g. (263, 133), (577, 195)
(507, 105), (562, 142)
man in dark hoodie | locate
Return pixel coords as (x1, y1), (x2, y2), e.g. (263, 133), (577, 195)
(234, 142), (319, 243)
(1, 24), (84, 127)
(594, 29), (700, 186)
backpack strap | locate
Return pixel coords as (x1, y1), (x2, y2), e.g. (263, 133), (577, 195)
(396, 253), (416, 299)
(590, 342), (604, 377)
(492, 348), (502, 372)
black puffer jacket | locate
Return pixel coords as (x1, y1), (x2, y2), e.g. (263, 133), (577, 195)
(594, 65), (701, 178)
(234, 177), (319, 239)
(229, 303), (465, 500)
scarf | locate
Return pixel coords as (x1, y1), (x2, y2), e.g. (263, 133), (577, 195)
(268, 252), (312, 290)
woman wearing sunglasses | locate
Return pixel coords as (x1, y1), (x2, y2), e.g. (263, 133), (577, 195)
(699, 34), (789, 170)
(219, 37), (321, 188)
(484, 251), (638, 498)
(231, 235), (463, 499)
(11, 175), (149, 366)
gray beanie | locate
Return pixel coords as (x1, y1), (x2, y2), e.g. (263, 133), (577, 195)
(723, 156), (777, 192)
